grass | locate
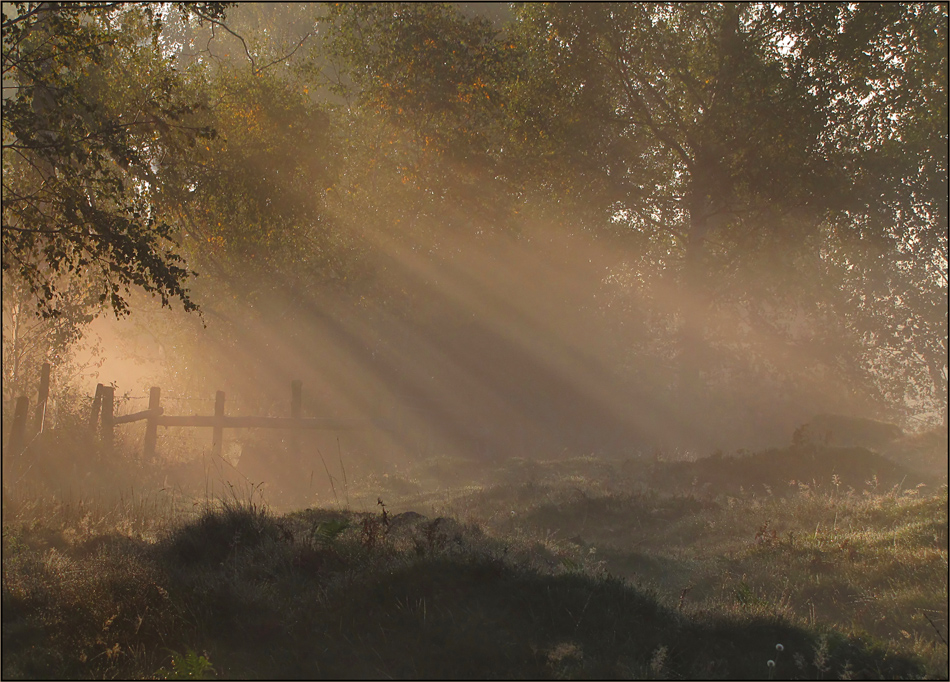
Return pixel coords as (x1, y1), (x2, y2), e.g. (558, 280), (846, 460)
(2, 441), (947, 679)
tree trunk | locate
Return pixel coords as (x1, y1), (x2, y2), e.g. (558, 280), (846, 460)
(925, 342), (948, 429)
(678, 149), (724, 402)
(674, 4), (742, 429)
(679, 214), (710, 400)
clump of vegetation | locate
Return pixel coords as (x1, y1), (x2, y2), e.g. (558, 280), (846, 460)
(154, 649), (216, 680)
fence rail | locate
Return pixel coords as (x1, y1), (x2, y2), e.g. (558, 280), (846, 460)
(5, 370), (366, 463)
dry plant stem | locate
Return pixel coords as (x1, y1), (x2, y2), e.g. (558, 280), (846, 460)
(338, 436), (350, 508)
(316, 446), (339, 505)
(923, 611), (949, 646)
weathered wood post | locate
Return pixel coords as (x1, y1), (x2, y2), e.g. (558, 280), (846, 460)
(144, 386), (161, 460)
(7, 396), (30, 458)
(212, 391), (225, 457)
(100, 385), (115, 455)
(30, 362), (51, 437)
(290, 380), (302, 462)
(89, 384), (104, 429)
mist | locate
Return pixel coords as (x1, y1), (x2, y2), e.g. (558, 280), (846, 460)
(0, 0), (944, 546)
(78, 207), (934, 500)
(2, 4), (947, 679)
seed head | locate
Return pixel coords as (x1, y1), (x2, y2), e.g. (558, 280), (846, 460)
(776, 643), (784, 652)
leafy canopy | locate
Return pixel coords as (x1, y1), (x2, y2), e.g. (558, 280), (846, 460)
(1, 1), (231, 318)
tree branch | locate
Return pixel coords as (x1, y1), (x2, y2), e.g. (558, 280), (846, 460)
(191, 9), (257, 72)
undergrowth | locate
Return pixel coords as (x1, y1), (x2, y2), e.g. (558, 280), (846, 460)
(2, 445), (947, 679)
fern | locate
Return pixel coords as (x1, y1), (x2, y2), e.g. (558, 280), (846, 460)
(312, 519), (351, 546)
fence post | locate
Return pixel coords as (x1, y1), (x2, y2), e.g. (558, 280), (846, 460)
(290, 380), (302, 461)
(7, 396), (30, 458)
(212, 391), (225, 457)
(89, 384), (104, 429)
(30, 362), (51, 437)
(100, 385), (115, 455)
(144, 386), (161, 460)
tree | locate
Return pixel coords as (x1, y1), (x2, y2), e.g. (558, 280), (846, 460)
(101, 3), (368, 412)
(507, 3), (948, 427)
(2, 2), (231, 319)
(2, 276), (99, 429)
(322, 3), (517, 243)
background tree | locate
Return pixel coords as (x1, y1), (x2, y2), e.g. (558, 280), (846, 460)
(323, 4), (516, 246)
(506, 3), (948, 431)
(4, 2), (943, 459)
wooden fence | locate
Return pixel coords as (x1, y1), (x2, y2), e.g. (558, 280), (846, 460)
(5, 369), (365, 462)
(5, 362), (51, 458)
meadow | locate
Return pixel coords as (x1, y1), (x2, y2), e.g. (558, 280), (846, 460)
(2, 434), (947, 680)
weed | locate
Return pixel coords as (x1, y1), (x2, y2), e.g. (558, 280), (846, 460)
(755, 520), (778, 546)
(649, 644), (668, 679)
(359, 498), (391, 550)
(154, 648), (216, 680)
(814, 633), (830, 679)
(767, 642), (784, 680)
